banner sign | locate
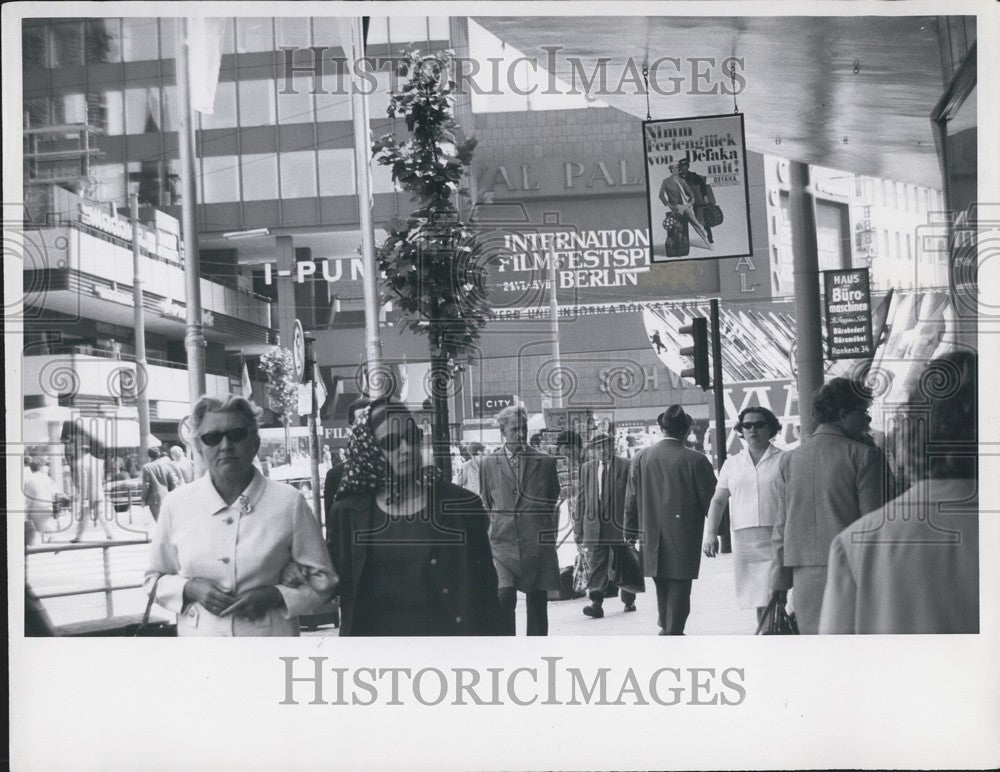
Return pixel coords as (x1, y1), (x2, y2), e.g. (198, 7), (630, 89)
(473, 394), (516, 417)
(823, 268), (874, 359)
(642, 113), (752, 263)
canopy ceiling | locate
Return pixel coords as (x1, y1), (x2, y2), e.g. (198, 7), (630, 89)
(474, 15), (948, 187)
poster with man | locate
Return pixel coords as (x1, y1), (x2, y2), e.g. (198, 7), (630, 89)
(642, 113), (752, 263)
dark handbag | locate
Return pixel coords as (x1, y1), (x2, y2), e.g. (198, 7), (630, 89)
(702, 203), (724, 228)
(609, 543), (645, 594)
(572, 548), (590, 594)
(755, 592), (799, 635)
(132, 575), (177, 637)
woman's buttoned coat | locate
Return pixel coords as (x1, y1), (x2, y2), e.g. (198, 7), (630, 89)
(329, 481), (506, 636)
(145, 470), (337, 636)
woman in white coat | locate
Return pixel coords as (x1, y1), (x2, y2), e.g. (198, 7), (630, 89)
(144, 395), (337, 636)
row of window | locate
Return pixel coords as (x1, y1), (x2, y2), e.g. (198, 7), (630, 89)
(22, 17), (450, 68)
(24, 74), (389, 134)
(856, 177), (944, 213)
(86, 150), (395, 205)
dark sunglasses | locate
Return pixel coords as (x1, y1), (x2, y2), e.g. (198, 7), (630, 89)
(199, 427), (251, 446)
(740, 421), (769, 431)
(377, 424), (423, 452)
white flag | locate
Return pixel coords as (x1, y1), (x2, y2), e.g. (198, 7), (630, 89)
(313, 364), (328, 414)
(241, 361), (253, 399)
(187, 17), (226, 115)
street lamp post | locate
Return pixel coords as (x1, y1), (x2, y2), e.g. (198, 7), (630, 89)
(177, 18), (207, 408)
(130, 193), (151, 463)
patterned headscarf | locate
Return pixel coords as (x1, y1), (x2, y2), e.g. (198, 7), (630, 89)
(334, 403), (442, 502)
(335, 405), (384, 499)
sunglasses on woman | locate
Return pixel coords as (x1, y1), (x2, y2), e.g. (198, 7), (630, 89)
(376, 424), (423, 452)
(739, 421), (769, 431)
(199, 427), (251, 446)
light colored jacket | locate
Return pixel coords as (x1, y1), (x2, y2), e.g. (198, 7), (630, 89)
(142, 456), (181, 517)
(72, 452), (105, 504)
(771, 424), (892, 590)
(456, 456), (482, 496)
(819, 478), (978, 634)
(144, 469), (337, 636)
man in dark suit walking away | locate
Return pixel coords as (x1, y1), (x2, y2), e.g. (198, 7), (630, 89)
(575, 434), (636, 618)
(480, 406), (561, 636)
(625, 406), (717, 634)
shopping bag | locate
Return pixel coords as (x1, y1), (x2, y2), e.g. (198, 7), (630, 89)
(755, 592), (799, 635)
(609, 543), (645, 594)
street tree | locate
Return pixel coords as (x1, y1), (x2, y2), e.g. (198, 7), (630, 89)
(373, 51), (492, 478)
(258, 346), (298, 457)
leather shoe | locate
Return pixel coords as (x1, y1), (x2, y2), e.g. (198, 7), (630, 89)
(582, 604), (604, 619)
(623, 603), (637, 612)
(658, 628), (668, 635)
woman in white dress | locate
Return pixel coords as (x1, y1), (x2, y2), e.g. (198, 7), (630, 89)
(702, 407), (785, 626)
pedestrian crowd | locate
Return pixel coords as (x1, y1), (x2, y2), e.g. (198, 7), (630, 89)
(23, 430), (200, 545)
(26, 351), (977, 638)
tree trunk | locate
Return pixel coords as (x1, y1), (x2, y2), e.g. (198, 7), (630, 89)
(430, 351), (452, 480)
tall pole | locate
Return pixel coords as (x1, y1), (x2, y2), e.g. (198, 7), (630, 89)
(349, 17), (383, 398)
(548, 257), (563, 408)
(306, 340), (322, 519)
(788, 162), (824, 436)
(130, 193), (151, 463)
(710, 298), (731, 554)
(177, 18), (206, 407)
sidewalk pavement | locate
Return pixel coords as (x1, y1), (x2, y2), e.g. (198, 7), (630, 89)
(538, 551), (756, 636)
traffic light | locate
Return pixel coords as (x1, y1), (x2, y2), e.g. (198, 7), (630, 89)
(679, 317), (710, 389)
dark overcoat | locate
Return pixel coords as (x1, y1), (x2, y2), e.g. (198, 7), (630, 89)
(624, 439), (717, 580)
(328, 481), (506, 636)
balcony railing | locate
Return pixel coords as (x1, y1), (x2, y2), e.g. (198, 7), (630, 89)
(24, 225), (273, 329)
(23, 352), (234, 410)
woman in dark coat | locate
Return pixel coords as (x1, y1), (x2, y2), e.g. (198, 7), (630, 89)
(319, 397), (505, 636)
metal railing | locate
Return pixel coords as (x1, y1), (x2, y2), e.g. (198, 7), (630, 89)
(26, 538), (151, 619)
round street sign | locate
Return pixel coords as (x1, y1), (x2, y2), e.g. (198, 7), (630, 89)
(291, 319), (306, 383)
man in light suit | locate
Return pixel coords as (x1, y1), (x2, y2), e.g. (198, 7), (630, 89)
(142, 447), (181, 521)
(169, 445), (195, 484)
(575, 434), (635, 618)
(658, 162), (713, 249)
(480, 406), (561, 636)
(625, 406), (717, 634)
(820, 352), (977, 634)
(70, 445), (115, 542)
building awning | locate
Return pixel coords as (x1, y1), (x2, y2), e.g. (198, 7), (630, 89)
(50, 415), (146, 449)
